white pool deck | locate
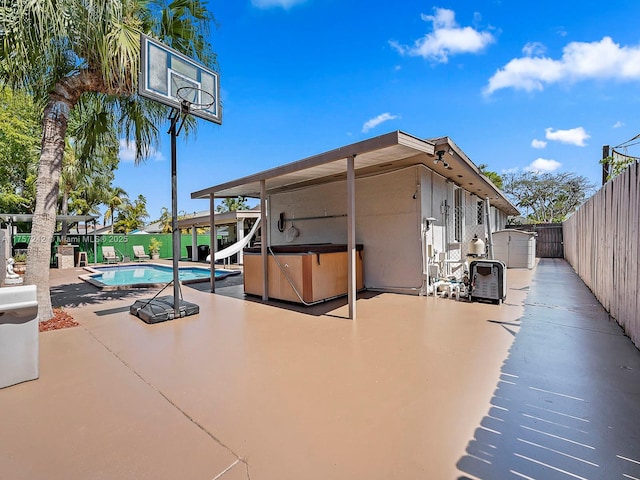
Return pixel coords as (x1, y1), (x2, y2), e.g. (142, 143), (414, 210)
(1, 258), (639, 480)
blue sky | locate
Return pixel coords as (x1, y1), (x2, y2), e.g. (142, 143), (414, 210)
(115, 0), (640, 222)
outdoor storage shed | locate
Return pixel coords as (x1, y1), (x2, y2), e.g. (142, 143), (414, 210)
(493, 230), (536, 269)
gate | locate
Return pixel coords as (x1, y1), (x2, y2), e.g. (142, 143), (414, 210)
(507, 223), (564, 258)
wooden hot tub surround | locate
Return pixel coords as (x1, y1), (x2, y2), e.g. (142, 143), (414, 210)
(243, 244), (364, 304)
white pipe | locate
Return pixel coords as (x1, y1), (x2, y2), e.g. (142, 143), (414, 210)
(485, 196), (494, 259)
(367, 284), (425, 295)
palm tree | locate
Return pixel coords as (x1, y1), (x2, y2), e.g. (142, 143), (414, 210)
(64, 94), (121, 236)
(59, 137), (88, 241)
(104, 186), (129, 234)
(0, 0), (216, 320)
(478, 164), (503, 190)
(216, 196), (250, 213)
(114, 194), (149, 233)
(159, 206), (173, 233)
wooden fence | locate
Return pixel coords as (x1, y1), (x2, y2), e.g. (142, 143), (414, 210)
(563, 162), (640, 348)
(507, 223), (564, 257)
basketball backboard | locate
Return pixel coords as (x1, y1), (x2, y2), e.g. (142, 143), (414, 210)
(139, 34), (221, 125)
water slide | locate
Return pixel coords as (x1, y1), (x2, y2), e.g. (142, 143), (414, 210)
(206, 217), (261, 263)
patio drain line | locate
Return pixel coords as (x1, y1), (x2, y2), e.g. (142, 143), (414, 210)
(82, 326), (249, 478)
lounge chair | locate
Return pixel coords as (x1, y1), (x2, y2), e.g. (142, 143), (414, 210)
(102, 246), (120, 264)
(133, 245), (150, 262)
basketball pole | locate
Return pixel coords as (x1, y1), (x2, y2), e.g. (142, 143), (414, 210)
(169, 107), (188, 318)
(135, 34), (218, 323)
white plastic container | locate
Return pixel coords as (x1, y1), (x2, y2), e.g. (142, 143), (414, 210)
(0, 285), (39, 388)
(492, 230), (536, 269)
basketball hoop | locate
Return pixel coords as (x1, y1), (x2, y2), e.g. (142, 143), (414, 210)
(136, 34), (221, 319)
(176, 86), (216, 114)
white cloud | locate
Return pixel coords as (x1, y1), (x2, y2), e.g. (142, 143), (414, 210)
(545, 127), (590, 147)
(390, 7), (494, 63)
(613, 121), (624, 128)
(525, 158), (562, 173)
(531, 139), (547, 149)
(522, 42), (546, 57)
(362, 113), (399, 133)
(485, 36), (640, 95)
(119, 139), (164, 162)
(251, 0), (306, 8)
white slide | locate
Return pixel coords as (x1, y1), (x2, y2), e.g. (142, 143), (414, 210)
(206, 217), (261, 263)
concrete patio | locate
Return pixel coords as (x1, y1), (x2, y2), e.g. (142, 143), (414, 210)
(1, 259), (639, 479)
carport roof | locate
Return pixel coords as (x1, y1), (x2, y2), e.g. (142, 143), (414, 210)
(192, 130), (519, 216)
(176, 209), (260, 229)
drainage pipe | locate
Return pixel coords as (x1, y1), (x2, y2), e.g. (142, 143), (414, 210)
(485, 197), (494, 259)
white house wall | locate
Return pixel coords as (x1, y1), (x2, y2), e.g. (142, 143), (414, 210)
(267, 165), (512, 292)
(420, 167), (448, 259)
(355, 168), (422, 289)
(269, 167), (423, 290)
(269, 181), (349, 246)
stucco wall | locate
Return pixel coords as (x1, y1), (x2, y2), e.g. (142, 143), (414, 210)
(267, 165), (511, 291)
(355, 168), (422, 289)
(420, 167), (448, 258)
(269, 167), (423, 289)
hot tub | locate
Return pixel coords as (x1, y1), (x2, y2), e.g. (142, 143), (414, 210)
(243, 244), (364, 304)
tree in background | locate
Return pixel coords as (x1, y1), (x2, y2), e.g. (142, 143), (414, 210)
(216, 196), (249, 213)
(59, 102), (119, 239)
(72, 172), (117, 234)
(601, 135), (640, 181)
(601, 150), (639, 182)
(61, 95), (121, 233)
(104, 186), (129, 234)
(502, 171), (595, 224)
(0, 0), (217, 320)
(114, 194), (149, 233)
(0, 87), (120, 231)
(0, 88), (40, 213)
(478, 164), (503, 190)
(158, 206), (173, 233)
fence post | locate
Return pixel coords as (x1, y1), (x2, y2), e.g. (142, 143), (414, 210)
(602, 145), (610, 185)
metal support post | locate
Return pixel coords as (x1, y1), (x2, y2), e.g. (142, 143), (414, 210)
(347, 155), (356, 320)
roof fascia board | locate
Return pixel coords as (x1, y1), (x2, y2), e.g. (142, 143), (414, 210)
(192, 131), (435, 199)
(430, 136), (519, 216)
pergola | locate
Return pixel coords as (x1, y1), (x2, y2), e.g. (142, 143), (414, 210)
(0, 214), (99, 264)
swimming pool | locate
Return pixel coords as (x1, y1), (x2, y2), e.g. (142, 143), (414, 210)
(80, 263), (240, 290)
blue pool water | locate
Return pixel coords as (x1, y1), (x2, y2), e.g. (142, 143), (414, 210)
(89, 264), (239, 287)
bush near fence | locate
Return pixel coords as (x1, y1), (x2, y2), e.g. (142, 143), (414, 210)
(563, 162), (640, 349)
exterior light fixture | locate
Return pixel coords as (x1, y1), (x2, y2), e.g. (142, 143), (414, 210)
(434, 150), (449, 168)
